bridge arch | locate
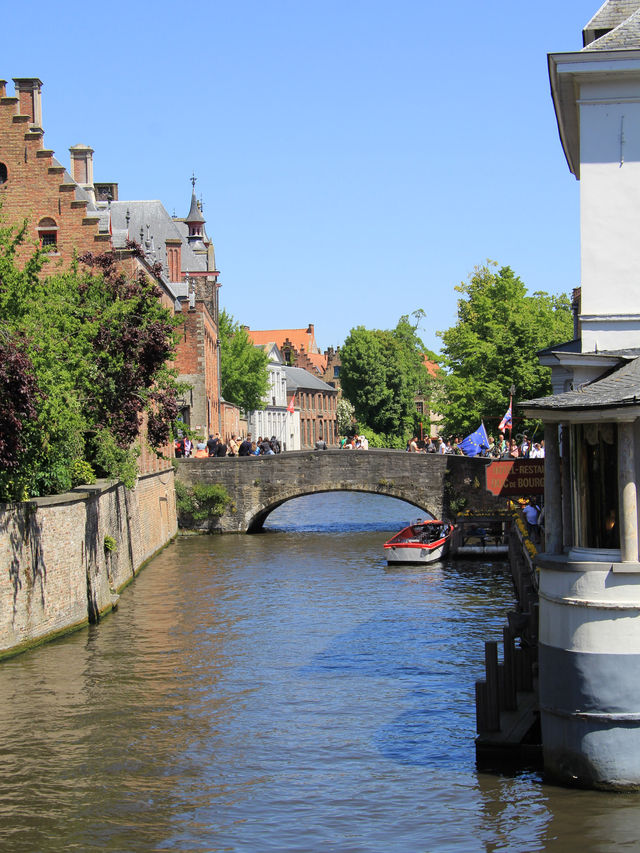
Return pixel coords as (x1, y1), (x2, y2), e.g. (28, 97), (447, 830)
(246, 485), (435, 532)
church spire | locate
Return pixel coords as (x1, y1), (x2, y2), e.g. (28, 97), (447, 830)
(185, 173), (205, 241)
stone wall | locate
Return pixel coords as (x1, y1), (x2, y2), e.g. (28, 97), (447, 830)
(0, 468), (176, 658)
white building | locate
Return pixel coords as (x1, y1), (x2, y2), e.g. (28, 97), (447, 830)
(522, 1), (640, 790)
(247, 343), (301, 451)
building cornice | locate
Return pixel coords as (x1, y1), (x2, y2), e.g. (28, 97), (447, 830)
(548, 48), (640, 179)
(521, 404), (640, 423)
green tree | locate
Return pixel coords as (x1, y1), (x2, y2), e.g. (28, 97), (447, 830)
(218, 309), (269, 412)
(436, 262), (573, 436)
(340, 313), (431, 439)
(0, 222), (181, 500)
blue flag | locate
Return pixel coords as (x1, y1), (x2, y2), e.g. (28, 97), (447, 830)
(460, 422), (490, 457)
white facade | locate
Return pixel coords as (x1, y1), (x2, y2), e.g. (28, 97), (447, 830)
(551, 50), (640, 351)
(246, 344), (301, 451)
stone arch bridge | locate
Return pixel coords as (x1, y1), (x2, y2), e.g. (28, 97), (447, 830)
(175, 450), (506, 533)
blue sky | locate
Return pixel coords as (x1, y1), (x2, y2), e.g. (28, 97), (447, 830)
(4, 1), (595, 354)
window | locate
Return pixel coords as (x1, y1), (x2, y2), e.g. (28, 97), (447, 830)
(38, 217), (58, 252)
(0, 163), (7, 185)
(416, 402), (424, 414)
(333, 365), (340, 378)
(572, 423), (619, 549)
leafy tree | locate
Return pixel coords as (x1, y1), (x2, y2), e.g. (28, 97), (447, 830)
(436, 262), (573, 436)
(340, 313), (432, 439)
(0, 328), (41, 499)
(218, 309), (269, 412)
(0, 221), (181, 500)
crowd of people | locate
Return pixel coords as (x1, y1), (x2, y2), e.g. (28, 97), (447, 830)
(339, 435), (369, 450)
(174, 432), (282, 458)
(406, 433), (545, 459)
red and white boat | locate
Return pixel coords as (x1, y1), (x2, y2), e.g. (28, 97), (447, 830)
(383, 519), (454, 564)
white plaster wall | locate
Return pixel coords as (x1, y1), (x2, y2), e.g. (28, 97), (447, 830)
(247, 409), (300, 451)
(579, 79), (640, 349)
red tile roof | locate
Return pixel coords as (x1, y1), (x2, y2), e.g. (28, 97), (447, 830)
(423, 355), (441, 378)
(246, 327), (319, 354)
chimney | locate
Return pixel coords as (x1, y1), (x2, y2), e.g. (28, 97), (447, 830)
(13, 78), (43, 127)
(69, 144), (96, 205)
(0, 81), (7, 98)
(69, 144), (94, 186)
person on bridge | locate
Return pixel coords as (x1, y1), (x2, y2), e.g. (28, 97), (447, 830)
(315, 435), (328, 450)
(238, 435), (252, 456)
(194, 440), (208, 458)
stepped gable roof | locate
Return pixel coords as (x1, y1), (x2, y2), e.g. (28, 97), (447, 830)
(523, 355), (640, 410)
(247, 327), (319, 353)
(284, 366), (337, 393)
(56, 158), (98, 207)
(300, 351), (328, 372)
(583, 4), (640, 48)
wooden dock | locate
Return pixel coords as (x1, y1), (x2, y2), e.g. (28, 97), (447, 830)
(471, 511), (543, 771)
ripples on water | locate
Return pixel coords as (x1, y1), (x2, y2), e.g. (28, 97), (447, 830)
(0, 493), (638, 851)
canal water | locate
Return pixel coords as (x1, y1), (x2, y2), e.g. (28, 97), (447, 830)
(0, 493), (639, 852)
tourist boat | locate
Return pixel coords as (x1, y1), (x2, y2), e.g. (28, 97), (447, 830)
(383, 519), (454, 564)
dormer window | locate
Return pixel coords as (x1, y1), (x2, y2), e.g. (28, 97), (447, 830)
(38, 217), (58, 252)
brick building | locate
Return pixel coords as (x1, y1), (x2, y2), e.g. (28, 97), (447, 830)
(0, 76), (234, 469)
(285, 366), (338, 448)
(246, 325), (342, 390)
(245, 326), (339, 446)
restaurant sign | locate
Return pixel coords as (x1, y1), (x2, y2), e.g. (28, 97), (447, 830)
(485, 459), (544, 496)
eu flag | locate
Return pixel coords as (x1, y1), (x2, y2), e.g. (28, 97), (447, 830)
(460, 423), (490, 457)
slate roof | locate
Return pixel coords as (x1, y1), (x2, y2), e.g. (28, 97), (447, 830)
(185, 190), (205, 224)
(583, 4), (640, 49)
(585, 0), (640, 32)
(284, 366), (337, 393)
(106, 200), (206, 285)
(523, 356), (640, 410)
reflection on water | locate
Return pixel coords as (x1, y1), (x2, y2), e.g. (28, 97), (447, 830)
(0, 493), (637, 851)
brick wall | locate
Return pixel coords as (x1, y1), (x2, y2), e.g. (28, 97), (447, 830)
(0, 469), (176, 658)
(174, 303), (220, 439)
(0, 81), (105, 265)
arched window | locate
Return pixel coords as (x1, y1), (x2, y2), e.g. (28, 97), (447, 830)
(0, 163), (7, 185)
(38, 217), (58, 251)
